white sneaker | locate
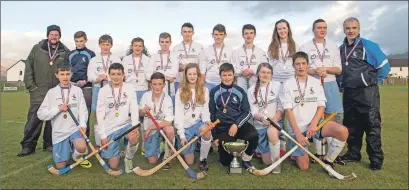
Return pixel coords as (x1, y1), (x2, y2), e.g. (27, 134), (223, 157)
(272, 164), (281, 174)
(124, 158), (133, 173)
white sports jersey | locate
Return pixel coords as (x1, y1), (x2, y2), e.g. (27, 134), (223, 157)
(38, 85), (88, 144)
(172, 41), (204, 82)
(146, 51), (179, 96)
(231, 45), (268, 78)
(122, 54), (151, 92)
(96, 82), (139, 139)
(279, 75), (326, 134)
(174, 87), (211, 139)
(269, 43), (298, 82)
(299, 39), (342, 82)
(87, 53), (122, 88)
(139, 91), (174, 131)
(199, 44), (234, 84)
(247, 81), (283, 130)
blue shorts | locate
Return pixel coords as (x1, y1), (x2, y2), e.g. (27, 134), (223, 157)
(101, 124), (133, 159)
(323, 81), (343, 115)
(205, 82), (217, 92)
(53, 130), (83, 163)
(143, 131), (161, 158)
(136, 90), (146, 105)
(288, 129), (323, 157)
(91, 86), (101, 112)
(255, 127), (270, 154)
(177, 122), (205, 155)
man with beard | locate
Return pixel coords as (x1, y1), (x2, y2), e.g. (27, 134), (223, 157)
(18, 25), (70, 157)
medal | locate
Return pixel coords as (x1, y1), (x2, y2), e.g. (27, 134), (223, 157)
(243, 44), (255, 69)
(279, 43), (289, 69)
(344, 39), (361, 66)
(191, 92), (196, 118)
(101, 53), (111, 75)
(182, 41), (192, 59)
(133, 55), (143, 83)
(60, 84), (71, 117)
(110, 82), (122, 117)
(136, 79), (139, 83)
(192, 114), (195, 118)
(213, 43), (225, 65)
(47, 41), (59, 66)
(259, 83), (269, 111)
(220, 87), (233, 114)
(296, 76), (308, 107)
(313, 38), (326, 67)
(152, 92), (165, 118)
(159, 51), (171, 71)
(63, 114), (67, 119)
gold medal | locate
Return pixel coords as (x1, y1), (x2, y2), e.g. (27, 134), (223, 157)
(63, 114), (67, 119)
(301, 103), (304, 107)
(115, 112), (119, 117)
(192, 114), (195, 118)
(136, 79), (139, 83)
(223, 108), (227, 113)
(50, 61), (53, 65)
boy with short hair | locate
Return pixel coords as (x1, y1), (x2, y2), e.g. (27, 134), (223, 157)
(139, 72), (175, 169)
(209, 62), (259, 171)
(67, 31), (96, 137)
(37, 63), (91, 169)
(87, 34), (122, 147)
(95, 63), (140, 173)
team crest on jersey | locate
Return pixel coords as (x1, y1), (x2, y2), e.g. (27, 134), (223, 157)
(232, 96), (238, 104)
(311, 54), (316, 60)
(128, 68), (133, 73)
(325, 48), (329, 52)
(252, 55), (256, 59)
(82, 57), (87, 63)
(294, 96), (300, 103)
(258, 101), (264, 107)
(156, 66), (161, 71)
(352, 51), (357, 58)
(192, 48), (196, 52)
(240, 61), (245, 66)
(72, 94), (76, 100)
(109, 103), (114, 109)
(184, 103), (190, 110)
(97, 66), (101, 72)
(224, 53), (227, 58)
(211, 59), (215, 64)
(123, 92), (128, 99)
(270, 90), (275, 97)
(179, 54), (183, 59)
(310, 87), (315, 94)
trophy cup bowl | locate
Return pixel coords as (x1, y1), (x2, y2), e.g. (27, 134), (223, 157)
(222, 140), (248, 174)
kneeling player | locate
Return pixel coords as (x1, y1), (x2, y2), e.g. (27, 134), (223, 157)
(175, 63), (213, 171)
(248, 63), (283, 174)
(279, 52), (348, 171)
(140, 72), (175, 169)
(38, 63), (91, 169)
(95, 63), (140, 173)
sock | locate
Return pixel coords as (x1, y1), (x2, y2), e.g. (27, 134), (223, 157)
(269, 141), (280, 162)
(314, 138), (325, 155)
(73, 148), (88, 160)
(325, 137), (333, 145)
(199, 138), (211, 161)
(94, 125), (101, 146)
(242, 151), (253, 162)
(125, 142), (139, 160)
(279, 132), (286, 150)
(164, 137), (175, 159)
(324, 138), (346, 162)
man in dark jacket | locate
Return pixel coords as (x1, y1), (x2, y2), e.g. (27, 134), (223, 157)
(67, 31), (96, 137)
(209, 62), (258, 172)
(18, 25), (70, 157)
(337, 17), (390, 170)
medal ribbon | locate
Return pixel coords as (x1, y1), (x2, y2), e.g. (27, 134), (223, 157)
(258, 83), (269, 109)
(133, 55), (143, 79)
(219, 87), (233, 110)
(152, 92), (165, 114)
(295, 76), (308, 106)
(279, 43), (289, 64)
(160, 51), (171, 71)
(344, 40), (361, 62)
(101, 53), (111, 73)
(243, 44), (255, 68)
(60, 84), (71, 105)
(47, 41), (60, 62)
(313, 38), (326, 65)
(110, 82), (122, 112)
(213, 43), (225, 64)
(182, 41), (192, 58)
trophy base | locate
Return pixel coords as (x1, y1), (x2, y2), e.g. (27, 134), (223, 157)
(228, 167), (243, 174)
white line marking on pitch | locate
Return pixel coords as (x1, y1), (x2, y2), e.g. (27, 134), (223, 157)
(1, 155), (52, 180)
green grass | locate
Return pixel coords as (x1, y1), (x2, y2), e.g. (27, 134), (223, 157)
(1, 86), (408, 189)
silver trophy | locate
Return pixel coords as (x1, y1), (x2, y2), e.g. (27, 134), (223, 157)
(222, 140), (248, 174)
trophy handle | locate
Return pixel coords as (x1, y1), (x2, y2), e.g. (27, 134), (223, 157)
(221, 141), (231, 154)
(239, 141), (249, 155)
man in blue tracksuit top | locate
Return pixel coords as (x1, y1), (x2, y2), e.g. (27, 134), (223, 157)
(337, 17), (390, 170)
(67, 31), (96, 137)
(209, 62), (259, 172)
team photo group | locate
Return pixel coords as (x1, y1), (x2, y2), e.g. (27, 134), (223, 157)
(17, 16), (390, 180)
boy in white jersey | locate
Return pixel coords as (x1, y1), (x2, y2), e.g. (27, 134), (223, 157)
(267, 19), (299, 158)
(279, 51), (348, 172)
(175, 63), (213, 171)
(173, 22), (203, 92)
(231, 24), (268, 90)
(199, 24), (234, 92)
(147, 32), (179, 101)
(248, 63), (283, 174)
(299, 19), (344, 163)
(87, 34), (122, 147)
(140, 72), (175, 169)
(96, 63), (140, 173)
(37, 63), (91, 169)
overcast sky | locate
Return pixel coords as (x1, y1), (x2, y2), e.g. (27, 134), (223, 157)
(1, 1), (408, 67)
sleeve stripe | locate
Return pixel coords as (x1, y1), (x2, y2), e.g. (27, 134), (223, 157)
(238, 112), (252, 127)
(377, 59), (389, 69)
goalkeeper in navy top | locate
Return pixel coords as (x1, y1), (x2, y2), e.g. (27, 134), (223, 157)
(209, 62), (258, 172)
(337, 17), (390, 171)
(67, 31), (96, 137)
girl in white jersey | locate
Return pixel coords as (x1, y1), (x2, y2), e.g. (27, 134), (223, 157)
(175, 63), (213, 171)
(279, 51), (348, 172)
(248, 63), (283, 174)
(266, 19), (299, 157)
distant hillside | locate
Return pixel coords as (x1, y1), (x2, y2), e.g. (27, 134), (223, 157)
(388, 51), (408, 59)
(1, 66), (7, 80)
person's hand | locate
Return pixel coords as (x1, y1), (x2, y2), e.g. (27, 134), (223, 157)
(143, 105), (151, 114)
(316, 67), (327, 78)
(101, 138), (108, 146)
(144, 128), (152, 140)
(79, 127), (87, 136)
(295, 132), (309, 146)
(96, 73), (106, 83)
(229, 124), (238, 137)
(213, 139), (219, 147)
(77, 80), (87, 87)
(241, 68), (251, 77)
(307, 124), (318, 139)
(59, 104), (69, 112)
(181, 137), (187, 146)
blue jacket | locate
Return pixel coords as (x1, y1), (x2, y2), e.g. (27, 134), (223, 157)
(209, 83), (252, 132)
(67, 47), (96, 83)
(339, 36), (390, 88)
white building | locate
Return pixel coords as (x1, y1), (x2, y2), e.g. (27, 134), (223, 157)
(389, 58), (408, 78)
(6, 60), (25, 82)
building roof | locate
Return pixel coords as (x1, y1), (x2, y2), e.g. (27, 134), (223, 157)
(6, 59), (26, 71)
(389, 58), (408, 68)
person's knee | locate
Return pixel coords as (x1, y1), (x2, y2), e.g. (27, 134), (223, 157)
(164, 127), (175, 137)
(339, 126), (349, 141)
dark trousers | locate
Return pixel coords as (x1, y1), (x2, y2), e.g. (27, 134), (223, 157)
(214, 122), (259, 166)
(343, 85), (384, 165)
(20, 103), (52, 150)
